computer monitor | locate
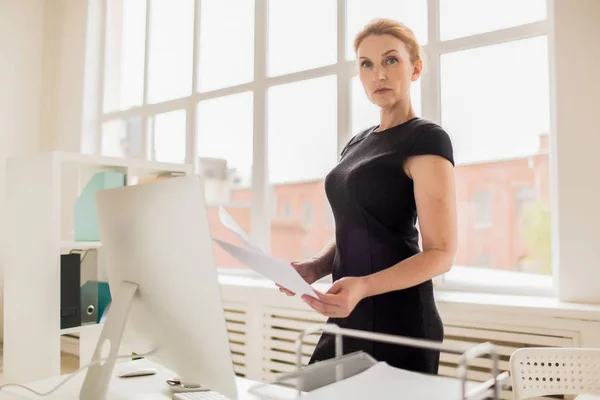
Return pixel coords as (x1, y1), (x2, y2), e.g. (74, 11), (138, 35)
(79, 175), (238, 400)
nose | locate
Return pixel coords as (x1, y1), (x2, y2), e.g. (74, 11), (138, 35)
(374, 65), (387, 81)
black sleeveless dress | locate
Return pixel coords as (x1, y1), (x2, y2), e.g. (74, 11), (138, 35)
(309, 117), (454, 374)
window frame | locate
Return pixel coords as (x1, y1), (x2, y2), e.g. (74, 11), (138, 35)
(94, 0), (555, 296)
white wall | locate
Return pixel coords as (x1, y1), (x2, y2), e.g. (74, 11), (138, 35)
(550, 0), (600, 303)
(0, 0), (47, 339)
(0, 0), (91, 340)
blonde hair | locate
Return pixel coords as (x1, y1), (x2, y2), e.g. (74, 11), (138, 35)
(354, 18), (422, 65)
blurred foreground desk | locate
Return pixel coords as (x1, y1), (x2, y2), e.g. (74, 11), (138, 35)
(0, 359), (293, 400)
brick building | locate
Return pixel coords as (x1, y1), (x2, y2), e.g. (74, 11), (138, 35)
(207, 134), (550, 274)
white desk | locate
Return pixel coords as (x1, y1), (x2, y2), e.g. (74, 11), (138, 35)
(0, 359), (297, 399)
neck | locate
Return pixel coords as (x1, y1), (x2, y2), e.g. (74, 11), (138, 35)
(377, 100), (416, 132)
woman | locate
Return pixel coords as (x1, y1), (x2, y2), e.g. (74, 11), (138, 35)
(279, 18), (457, 374)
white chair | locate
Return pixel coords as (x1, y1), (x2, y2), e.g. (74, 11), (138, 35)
(509, 347), (600, 399)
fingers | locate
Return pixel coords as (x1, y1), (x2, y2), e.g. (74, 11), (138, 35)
(277, 284), (295, 296)
(326, 281), (343, 295)
(315, 291), (339, 304)
(302, 295), (341, 318)
(279, 287), (295, 296)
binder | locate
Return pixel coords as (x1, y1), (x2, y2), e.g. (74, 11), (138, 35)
(60, 253), (81, 329)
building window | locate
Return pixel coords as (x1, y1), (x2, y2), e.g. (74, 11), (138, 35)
(302, 202), (313, 228)
(473, 189), (492, 228)
(281, 203), (292, 219)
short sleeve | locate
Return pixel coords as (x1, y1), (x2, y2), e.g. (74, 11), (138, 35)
(407, 126), (455, 166)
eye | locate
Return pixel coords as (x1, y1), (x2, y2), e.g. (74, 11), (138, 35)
(360, 60), (373, 68)
(386, 57), (398, 65)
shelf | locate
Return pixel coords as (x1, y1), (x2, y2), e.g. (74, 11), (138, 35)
(60, 241), (101, 250)
(60, 322), (104, 336)
(3, 151), (194, 383)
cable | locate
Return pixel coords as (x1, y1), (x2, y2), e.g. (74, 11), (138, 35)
(69, 248), (90, 264)
(0, 349), (157, 397)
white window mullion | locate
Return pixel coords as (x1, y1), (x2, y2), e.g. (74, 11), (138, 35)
(100, 97), (192, 122)
(337, 0), (351, 155)
(148, 114), (156, 160)
(187, 0), (201, 171)
(264, 64), (341, 89)
(437, 20), (549, 55)
(421, 0), (441, 125)
(141, 0), (152, 160)
(251, 0), (270, 253)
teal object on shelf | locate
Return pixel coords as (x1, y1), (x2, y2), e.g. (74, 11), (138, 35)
(97, 281), (111, 323)
(80, 280), (112, 324)
(74, 172), (125, 241)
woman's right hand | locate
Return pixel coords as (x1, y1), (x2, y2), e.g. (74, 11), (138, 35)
(279, 258), (326, 296)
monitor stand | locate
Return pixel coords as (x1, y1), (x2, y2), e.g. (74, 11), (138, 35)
(79, 281), (138, 400)
(78, 281), (209, 399)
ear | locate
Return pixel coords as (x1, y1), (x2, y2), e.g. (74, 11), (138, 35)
(411, 59), (423, 81)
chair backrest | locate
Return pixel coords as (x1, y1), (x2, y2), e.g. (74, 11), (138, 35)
(510, 347), (600, 399)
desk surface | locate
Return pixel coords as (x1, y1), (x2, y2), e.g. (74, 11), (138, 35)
(3, 360), (599, 400)
(0, 359), (297, 400)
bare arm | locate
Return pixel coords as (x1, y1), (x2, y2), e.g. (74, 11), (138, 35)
(311, 239), (336, 279)
(281, 238), (336, 296)
(362, 154), (457, 297)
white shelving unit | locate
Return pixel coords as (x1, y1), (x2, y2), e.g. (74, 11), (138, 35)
(3, 151), (193, 383)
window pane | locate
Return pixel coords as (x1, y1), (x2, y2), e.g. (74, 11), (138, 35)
(268, 76), (337, 262)
(198, 0), (254, 92)
(152, 109), (186, 164)
(441, 36), (551, 275)
(103, 0), (146, 112)
(441, 37), (549, 164)
(351, 76), (421, 134)
(197, 92), (253, 269)
(147, 0), (194, 103)
(440, 0), (546, 41)
(268, 0), (337, 76)
(346, 0), (428, 60)
(101, 117), (143, 158)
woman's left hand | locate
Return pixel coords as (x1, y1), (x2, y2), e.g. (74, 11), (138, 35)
(302, 277), (369, 318)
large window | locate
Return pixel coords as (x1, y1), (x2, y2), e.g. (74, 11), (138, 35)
(97, 0), (553, 293)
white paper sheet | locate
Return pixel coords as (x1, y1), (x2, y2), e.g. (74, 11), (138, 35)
(213, 239), (317, 298)
(302, 362), (481, 400)
(214, 207), (317, 297)
(217, 206), (261, 252)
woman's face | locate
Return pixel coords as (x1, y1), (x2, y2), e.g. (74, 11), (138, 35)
(357, 34), (422, 109)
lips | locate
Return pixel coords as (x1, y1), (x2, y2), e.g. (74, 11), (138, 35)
(374, 88), (391, 94)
